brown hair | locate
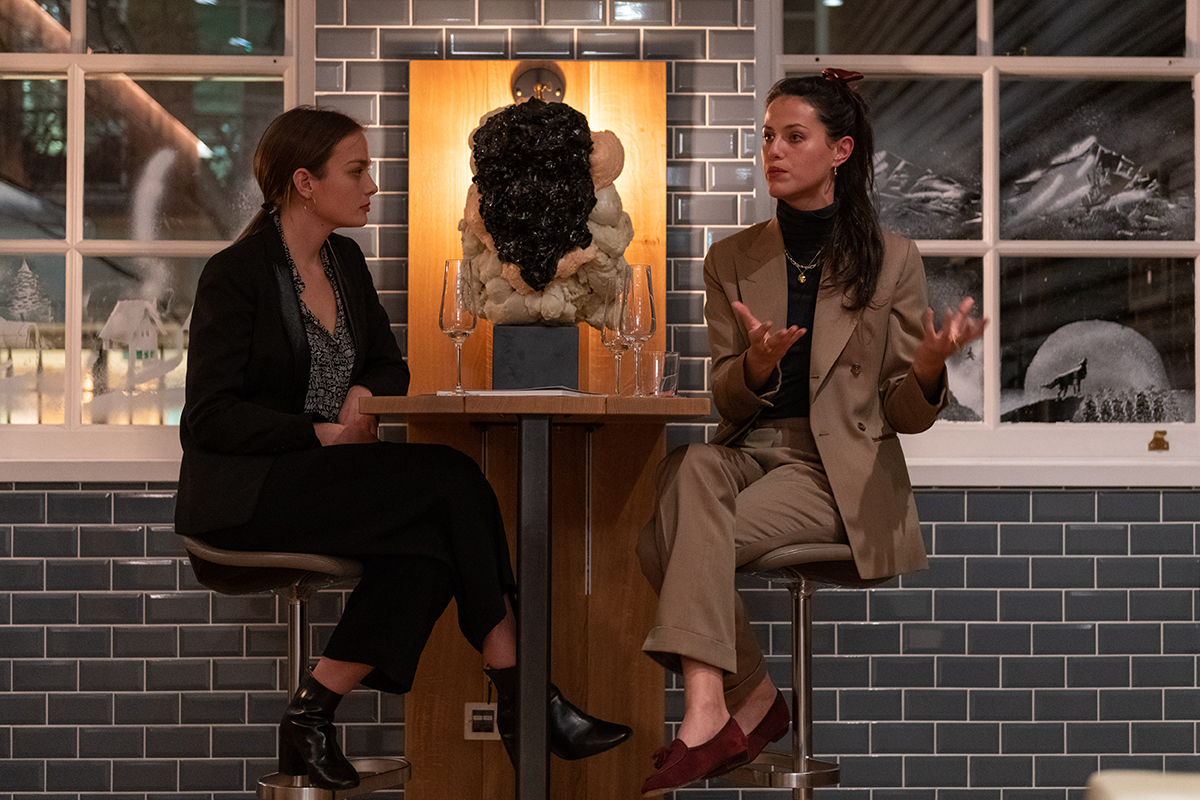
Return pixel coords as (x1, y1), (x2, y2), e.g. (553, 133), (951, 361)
(766, 75), (884, 311)
(236, 105), (365, 242)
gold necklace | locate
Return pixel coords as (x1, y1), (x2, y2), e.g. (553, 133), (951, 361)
(784, 246), (823, 283)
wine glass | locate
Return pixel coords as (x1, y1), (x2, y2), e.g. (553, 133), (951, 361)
(440, 258), (476, 395)
(600, 268), (631, 396)
(624, 264), (656, 396)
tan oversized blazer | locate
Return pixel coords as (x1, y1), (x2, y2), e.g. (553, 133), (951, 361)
(704, 218), (946, 580)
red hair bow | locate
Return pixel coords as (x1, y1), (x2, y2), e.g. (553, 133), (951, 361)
(822, 68), (864, 84)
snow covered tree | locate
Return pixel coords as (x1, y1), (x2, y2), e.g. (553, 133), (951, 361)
(3, 259), (54, 322)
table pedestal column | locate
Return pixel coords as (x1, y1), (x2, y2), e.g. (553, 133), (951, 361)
(401, 419), (667, 800)
(516, 416), (550, 800)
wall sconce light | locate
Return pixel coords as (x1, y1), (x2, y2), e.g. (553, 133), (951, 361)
(822, 0), (843, 6)
(511, 61), (566, 103)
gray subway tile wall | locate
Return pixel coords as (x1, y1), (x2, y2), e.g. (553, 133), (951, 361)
(5, 497), (1194, 799)
(577, 28), (641, 57)
(347, 0), (411, 26)
(315, 0), (343, 24)
(644, 28), (707, 58)
(511, 26), (576, 56)
(481, 0), (541, 25)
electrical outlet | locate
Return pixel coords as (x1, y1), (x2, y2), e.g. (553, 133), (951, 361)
(464, 702), (501, 740)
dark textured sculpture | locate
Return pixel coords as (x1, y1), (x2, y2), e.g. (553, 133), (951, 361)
(471, 98), (596, 292)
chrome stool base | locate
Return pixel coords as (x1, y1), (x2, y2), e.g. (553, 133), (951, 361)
(727, 752), (840, 790)
(734, 543), (893, 800)
(179, 537), (409, 799)
(257, 758), (412, 799)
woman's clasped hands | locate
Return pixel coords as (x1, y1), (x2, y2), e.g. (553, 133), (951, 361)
(315, 385), (380, 446)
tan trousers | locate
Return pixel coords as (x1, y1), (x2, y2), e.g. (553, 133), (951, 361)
(636, 418), (848, 708)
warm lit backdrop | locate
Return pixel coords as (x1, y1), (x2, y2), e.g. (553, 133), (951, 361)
(408, 60), (667, 395)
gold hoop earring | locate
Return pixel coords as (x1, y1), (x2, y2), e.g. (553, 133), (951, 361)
(303, 196), (315, 214)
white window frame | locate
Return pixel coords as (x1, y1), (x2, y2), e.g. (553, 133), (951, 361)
(757, 0), (1200, 485)
(0, 0), (315, 481)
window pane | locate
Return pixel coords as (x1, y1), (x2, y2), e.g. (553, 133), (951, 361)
(81, 255), (206, 425)
(783, 0), (974, 55)
(995, 0), (1184, 57)
(0, 1), (71, 54)
(87, 0), (284, 56)
(1000, 257), (1195, 424)
(862, 78), (982, 240)
(0, 254), (66, 424)
(925, 256), (984, 421)
(84, 75), (283, 241)
(1001, 80), (1194, 241)
(1, 77), (68, 239)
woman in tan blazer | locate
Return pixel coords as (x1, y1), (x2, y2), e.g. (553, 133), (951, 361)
(637, 71), (987, 795)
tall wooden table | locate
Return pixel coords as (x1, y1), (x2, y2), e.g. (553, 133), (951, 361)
(360, 393), (710, 800)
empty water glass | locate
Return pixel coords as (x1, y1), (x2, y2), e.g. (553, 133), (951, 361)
(641, 351), (680, 396)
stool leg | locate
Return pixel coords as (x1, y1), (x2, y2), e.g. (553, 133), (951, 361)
(722, 573), (838, 793)
(257, 579), (413, 797)
(286, 593), (308, 697)
(277, 587), (312, 785)
(791, 578), (816, 800)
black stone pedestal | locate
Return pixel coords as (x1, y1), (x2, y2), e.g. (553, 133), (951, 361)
(492, 324), (579, 390)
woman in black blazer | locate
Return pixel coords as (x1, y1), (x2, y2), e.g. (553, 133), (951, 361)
(175, 106), (628, 790)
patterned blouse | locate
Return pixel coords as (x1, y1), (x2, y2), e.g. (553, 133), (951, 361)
(274, 216), (356, 422)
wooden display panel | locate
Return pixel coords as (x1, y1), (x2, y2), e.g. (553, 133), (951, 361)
(402, 420), (666, 800)
(407, 61), (667, 396)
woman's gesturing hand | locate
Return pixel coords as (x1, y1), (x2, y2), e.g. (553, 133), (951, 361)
(732, 300), (807, 391)
(912, 296), (988, 401)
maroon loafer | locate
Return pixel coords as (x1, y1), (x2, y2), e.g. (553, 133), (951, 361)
(641, 717), (748, 797)
(744, 689), (790, 762)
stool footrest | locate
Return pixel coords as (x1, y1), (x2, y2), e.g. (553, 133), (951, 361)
(724, 752), (839, 789)
(257, 758), (411, 799)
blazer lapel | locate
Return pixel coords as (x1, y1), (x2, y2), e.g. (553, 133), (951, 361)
(735, 218), (857, 400)
(736, 219), (788, 332)
(324, 239), (364, 375)
(810, 276), (859, 400)
(262, 224), (311, 410)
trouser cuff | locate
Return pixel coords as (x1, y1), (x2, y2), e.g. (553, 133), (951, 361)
(641, 626), (738, 676)
(722, 651), (766, 709)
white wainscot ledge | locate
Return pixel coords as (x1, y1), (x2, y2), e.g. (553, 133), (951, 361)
(0, 426), (182, 482)
(902, 422), (1200, 487)
(2, 422), (1199, 487)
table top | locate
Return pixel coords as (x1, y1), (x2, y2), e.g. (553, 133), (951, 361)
(361, 393), (711, 424)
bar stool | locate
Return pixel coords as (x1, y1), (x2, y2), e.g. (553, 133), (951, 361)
(726, 542), (891, 800)
(179, 536), (411, 800)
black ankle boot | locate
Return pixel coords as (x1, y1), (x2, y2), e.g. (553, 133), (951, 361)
(484, 666), (632, 763)
(278, 674), (360, 790)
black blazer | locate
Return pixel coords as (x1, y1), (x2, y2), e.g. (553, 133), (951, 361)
(175, 224), (410, 535)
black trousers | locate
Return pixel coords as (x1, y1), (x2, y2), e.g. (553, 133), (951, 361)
(196, 441), (516, 694)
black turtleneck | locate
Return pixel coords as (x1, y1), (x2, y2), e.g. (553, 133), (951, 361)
(759, 199), (838, 420)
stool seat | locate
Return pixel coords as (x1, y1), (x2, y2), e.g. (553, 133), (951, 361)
(1087, 770), (1200, 800)
(180, 535), (362, 596)
(741, 542), (888, 588)
(727, 542), (894, 798)
(178, 536), (408, 799)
